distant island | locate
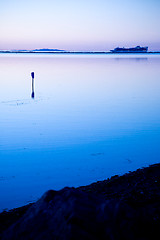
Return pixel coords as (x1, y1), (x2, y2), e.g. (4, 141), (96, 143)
(33, 48), (66, 52)
(0, 48), (66, 53)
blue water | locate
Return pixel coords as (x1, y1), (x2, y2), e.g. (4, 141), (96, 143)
(0, 53), (160, 211)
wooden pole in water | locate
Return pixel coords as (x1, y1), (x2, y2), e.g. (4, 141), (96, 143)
(31, 72), (35, 98)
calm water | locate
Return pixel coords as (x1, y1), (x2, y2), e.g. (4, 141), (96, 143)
(0, 53), (160, 211)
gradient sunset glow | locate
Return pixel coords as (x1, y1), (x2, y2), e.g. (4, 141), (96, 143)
(0, 0), (160, 51)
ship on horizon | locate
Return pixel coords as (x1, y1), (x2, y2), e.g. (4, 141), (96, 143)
(110, 46), (148, 53)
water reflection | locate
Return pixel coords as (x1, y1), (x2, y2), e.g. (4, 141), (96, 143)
(114, 57), (148, 62)
(31, 72), (35, 99)
(0, 53), (160, 212)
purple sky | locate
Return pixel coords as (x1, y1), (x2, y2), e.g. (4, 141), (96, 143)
(0, 0), (160, 51)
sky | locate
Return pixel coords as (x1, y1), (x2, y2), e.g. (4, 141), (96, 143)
(0, 0), (160, 51)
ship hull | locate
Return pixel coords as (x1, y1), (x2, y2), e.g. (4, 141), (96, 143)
(111, 46), (148, 53)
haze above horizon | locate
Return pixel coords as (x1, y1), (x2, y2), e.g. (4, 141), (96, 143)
(0, 0), (160, 52)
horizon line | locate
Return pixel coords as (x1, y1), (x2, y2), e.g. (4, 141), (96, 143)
(0, 50), (160, 54)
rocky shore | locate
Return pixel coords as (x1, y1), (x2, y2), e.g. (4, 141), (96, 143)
(0, 163), (160, 240)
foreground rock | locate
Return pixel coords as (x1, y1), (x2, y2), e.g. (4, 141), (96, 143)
(0, 163), (160, 240)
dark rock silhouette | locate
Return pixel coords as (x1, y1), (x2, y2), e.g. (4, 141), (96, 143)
(1, 164), (160, 240)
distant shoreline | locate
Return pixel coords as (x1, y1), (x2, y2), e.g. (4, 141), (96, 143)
(0, 51), (160, 54)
